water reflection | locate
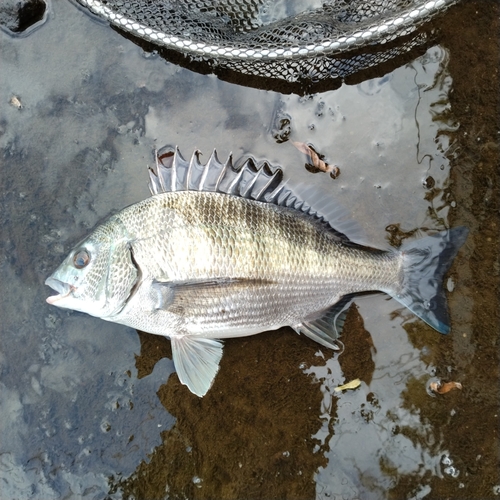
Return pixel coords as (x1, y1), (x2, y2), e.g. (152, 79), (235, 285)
(307, 297), (448, 498)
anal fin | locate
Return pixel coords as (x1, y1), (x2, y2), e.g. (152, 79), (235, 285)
(294, 295), (357, 350)
(170, 336), (224, 397)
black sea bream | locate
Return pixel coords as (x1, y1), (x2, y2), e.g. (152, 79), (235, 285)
(46, 147), (468, 396)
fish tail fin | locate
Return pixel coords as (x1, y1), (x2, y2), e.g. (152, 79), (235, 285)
(392, 227), (468, 333)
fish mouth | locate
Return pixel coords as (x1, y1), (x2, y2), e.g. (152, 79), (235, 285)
(45, 277), (74, 304)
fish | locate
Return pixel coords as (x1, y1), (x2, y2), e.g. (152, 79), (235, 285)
(45, 146), (468, 397)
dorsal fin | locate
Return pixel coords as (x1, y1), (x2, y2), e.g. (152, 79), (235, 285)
(148, 146), (366, 244)
(149, 146), (284, 202)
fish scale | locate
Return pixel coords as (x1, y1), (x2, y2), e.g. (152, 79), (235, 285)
(120, 191), (398, 294)
(46, 147), (468, 397)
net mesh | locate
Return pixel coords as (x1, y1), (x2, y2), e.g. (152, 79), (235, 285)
(77, 0), (460, 83)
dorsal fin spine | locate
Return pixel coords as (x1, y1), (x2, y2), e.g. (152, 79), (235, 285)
(198, 152), (212, 191)
(170, 148), (180, 192)
(214, 154), (231, 192)
(227, 165), (245, 194)
(242, 168), (259, 198)
(186, 151), (198, 190)
(254, 170), (277, 200)
(266, 184), (284, 203)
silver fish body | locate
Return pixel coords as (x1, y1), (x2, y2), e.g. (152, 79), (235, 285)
(46, 148), (468, 396)
(105, 190), (399, 336)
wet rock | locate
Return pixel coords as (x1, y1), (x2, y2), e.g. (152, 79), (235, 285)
(0, 0), (46, 34)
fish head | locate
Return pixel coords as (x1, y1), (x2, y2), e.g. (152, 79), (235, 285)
(45, 218), (138, 318)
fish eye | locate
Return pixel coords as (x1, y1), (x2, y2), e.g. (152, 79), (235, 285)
(73, 249), (91, 269)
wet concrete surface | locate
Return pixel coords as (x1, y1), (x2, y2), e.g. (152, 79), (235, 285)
(0, 0), (498, 499)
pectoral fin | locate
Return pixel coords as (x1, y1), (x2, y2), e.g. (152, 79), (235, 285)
(170, 336), (224, 397)
(152, 277), (274, 317)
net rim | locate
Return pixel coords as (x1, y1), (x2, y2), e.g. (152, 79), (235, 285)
(77, 0), (461, 62)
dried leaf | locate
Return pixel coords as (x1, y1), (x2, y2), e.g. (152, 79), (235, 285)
(329, 165), (340, 179)
(430, 381), (462, 394)
(304, 162), (322, 174)
(295, 141), (327, 171)
(334, 378), (361, 392)
(292, 141), (340, 178)
(9, 96), (22, 109)
(292, 140), (312, 157)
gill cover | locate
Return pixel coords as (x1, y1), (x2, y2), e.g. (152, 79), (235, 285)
(45, 217), (138, 318)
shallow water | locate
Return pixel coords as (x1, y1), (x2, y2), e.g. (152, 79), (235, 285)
(0, 1), (498, 499)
